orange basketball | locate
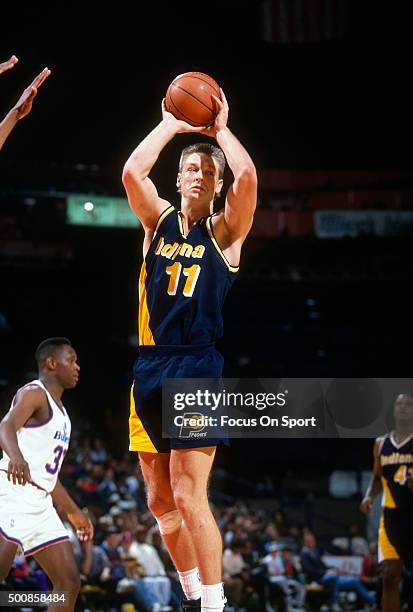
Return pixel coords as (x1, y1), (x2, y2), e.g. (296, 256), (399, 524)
(165, 72), (221, 127)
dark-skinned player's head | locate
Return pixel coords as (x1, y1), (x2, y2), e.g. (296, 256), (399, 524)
(393, 393), (413, 426)
(35, 337), (79, 388)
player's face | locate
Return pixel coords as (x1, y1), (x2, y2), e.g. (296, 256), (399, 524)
(394, 394), (413, 425)
(178, 153), (223, 203)
(54, 345), (80, 388)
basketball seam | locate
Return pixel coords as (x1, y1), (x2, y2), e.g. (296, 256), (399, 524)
(168, 89), (209, 126)
(181, 73), (220, 94)
(167, 93), (204, 126)
(172, 83), (215, 114)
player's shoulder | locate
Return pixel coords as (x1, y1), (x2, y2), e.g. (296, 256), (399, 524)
(13, 383), (47, 407)
(374, 434), (389, 452)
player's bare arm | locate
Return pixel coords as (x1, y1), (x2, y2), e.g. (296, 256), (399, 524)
(0, 386), (49, 485)
(51, 478), (94, 541)
(360, 436), (383, 513)
(201, 89), (257, 262)
(0, 66), (51, 151)
(122, 100), (205, 237)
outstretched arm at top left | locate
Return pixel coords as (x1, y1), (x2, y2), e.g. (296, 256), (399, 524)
(0, 67), (51, 151)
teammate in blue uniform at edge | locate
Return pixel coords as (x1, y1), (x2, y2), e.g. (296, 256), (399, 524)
(122, 89), (257, 612)
(361, 393), (413, 612)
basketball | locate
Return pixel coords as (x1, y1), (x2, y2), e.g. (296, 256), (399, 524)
(165, 72), (221, 127)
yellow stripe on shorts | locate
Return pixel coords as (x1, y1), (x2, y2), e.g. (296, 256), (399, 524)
(378, 514), (399, 562)
(129, 383), (157, 453)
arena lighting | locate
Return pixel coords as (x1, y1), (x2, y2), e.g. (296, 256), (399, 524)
(84, 201), (94, 212)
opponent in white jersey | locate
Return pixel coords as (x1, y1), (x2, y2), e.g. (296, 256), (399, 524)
(0, 338), (93, 612)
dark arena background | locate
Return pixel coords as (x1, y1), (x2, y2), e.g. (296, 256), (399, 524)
(1, 2), (413, 611)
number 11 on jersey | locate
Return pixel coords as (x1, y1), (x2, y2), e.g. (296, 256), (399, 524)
(165, 263), (201, 297)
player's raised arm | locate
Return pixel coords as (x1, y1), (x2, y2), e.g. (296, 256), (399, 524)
(0, 66), (51, 151)
(122, 100), (205, 231)
(360, 436), (384, 513)
(202, 89), (257, 241)
(0, 386), (46, 485)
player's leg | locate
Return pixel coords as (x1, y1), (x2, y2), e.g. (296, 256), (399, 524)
(139, 451), (198, 572)
(0, 535), (18, 581)
(33, 541), (80, 612)
(170, 446), (226, 612)
(381, 559), (403, 612)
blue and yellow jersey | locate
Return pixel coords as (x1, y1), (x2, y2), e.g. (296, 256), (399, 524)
(380, 433), (413, 509)
(138, 205), (239, 346)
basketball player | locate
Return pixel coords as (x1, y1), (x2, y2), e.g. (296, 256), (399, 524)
(360, 393), (413, 612)
(122, 89), (257, 612)
(0, 338), (93, 612)
(0, 54), (50, 151)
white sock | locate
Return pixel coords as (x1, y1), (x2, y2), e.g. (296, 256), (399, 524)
(178, 567), (202, 600)
(201, 583), (226, 612)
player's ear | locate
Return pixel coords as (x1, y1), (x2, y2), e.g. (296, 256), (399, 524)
(215, 178), (224, 198)
(45, 356), (56, 371)
(176, 173), (181, 193)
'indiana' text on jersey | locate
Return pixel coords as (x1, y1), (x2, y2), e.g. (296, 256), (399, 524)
(139, 206), (239, 346)
(380, 433), (413, 509)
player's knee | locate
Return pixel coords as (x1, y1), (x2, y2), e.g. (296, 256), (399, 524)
(53, 569), (81, 594)
(155, 509), (183, 535)
(173, 488), (206, 518)
(147, 493), (175, 518)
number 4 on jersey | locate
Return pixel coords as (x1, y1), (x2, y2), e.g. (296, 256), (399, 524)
(393, 464), (413, 486)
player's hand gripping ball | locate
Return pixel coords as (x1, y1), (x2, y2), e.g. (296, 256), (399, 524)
(165, 71), (221, 127)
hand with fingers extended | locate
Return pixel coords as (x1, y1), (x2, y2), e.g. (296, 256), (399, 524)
(12, 67), (51, 120)
(1, 64), (51, 151)
(161, 98), (207, 134)
(0, 54), (18, 76)
(7, 454), (32, 485)
(200, 88), (228, 139)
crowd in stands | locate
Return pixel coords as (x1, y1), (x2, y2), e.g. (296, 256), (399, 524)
(2, 436), (413, 611)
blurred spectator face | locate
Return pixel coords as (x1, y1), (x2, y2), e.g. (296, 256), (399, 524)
(106, 532), (121, 548)
(92, 464), (104, 478)
(369, 542), (378, 555)
(121, 531), (133, 549)
(303, 533), (316, 549)
(289, 525), (301, 539)
(152, 532), (163, 548)
(243, 540), (252, 552)
(230, 540), (243, 554)
(136, 527), (147, 542)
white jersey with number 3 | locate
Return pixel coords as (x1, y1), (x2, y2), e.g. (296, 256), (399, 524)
(0, 379), (71, 493)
